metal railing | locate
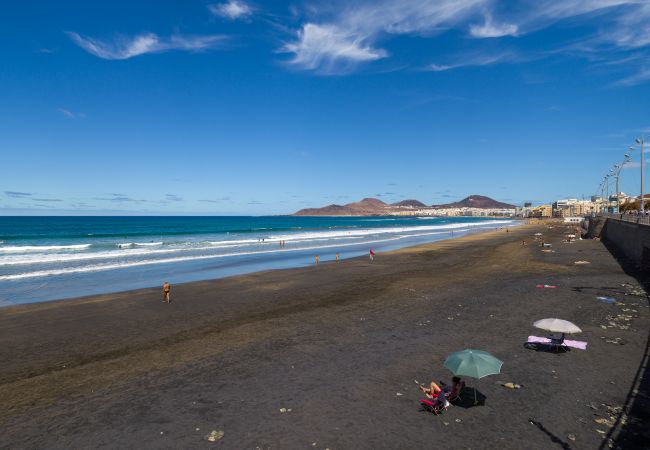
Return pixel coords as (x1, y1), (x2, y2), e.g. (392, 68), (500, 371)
(599, 212), (650, 225)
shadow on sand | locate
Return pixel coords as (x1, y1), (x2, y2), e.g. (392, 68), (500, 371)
(528, 418), (572, 450)
(451, 387), (487, 408)
(597, 239), (650, 450)
(522, 342), (571, 354)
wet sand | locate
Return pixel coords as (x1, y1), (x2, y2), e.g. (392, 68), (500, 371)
(0, 222), (648, 449)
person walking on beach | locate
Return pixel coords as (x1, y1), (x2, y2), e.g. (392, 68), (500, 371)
(315, 255), (319, 265)
(336, 253), (340, 263)
(369, 249), (375, 262)
(162, 281), (171, 304)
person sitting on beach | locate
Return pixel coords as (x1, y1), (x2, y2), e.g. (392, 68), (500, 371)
(420, 377), (463, 401)
(549, 332), (566, 346)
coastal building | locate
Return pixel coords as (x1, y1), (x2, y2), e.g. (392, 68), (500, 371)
(389, 206), (516, 217)
(552, 198), (601, 217)
(515, 206), (533, 217)
(530, 205), (552, 218)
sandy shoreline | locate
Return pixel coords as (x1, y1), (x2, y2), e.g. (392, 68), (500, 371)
(1, 222), (648, 449)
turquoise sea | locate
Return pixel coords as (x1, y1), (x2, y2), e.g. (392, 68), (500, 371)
(0, 216), (516, 306)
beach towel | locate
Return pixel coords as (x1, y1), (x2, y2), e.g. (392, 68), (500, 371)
(527, 335), (587, 350)
(536, 284), (557, 289)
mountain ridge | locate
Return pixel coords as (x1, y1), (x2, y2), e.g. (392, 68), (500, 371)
(293, 195), (515, 216)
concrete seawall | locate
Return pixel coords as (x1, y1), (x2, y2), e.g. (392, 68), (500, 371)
(589, 216), (650, 271)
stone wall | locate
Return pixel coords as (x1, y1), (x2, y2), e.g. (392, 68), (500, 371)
(592, 217), (650, 271)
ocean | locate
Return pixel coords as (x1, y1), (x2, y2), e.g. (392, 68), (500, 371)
(0, 216), (516, 306)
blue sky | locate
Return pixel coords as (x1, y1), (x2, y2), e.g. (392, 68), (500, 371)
(1, 0), (650, 215)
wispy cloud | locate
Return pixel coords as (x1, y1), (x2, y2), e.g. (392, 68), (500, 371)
(199, 196), (231, 203)
(469, 15), (518, 38)
(67, 32), (226, 60)
(56, 108), (86, 119)
(281, 0), (650, 81)
(31, 198), (62, 202)
(165, 194), (183, 202)
(426, 51), (519, 72)
(282, 0), (483, 72)
(616, 66), (650, 86)
(4, 191), (32, 198)
(70, 202), (95, 208)
(93, 193), (147, 203)
(208, 0), (253, 20)
(282, 23), (387, 73)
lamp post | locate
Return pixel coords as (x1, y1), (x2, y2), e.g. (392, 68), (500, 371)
(605, 173), (612, 214)
(614, 155), (632, 213)
(636, 137), (646, 214)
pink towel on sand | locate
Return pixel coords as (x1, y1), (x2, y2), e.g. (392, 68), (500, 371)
(528, 335), (587, 350)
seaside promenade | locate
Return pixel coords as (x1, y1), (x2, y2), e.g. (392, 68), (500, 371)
(0, 222), (648, 449)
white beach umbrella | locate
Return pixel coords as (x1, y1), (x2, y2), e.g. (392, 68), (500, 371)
(533, 318), (582, 334)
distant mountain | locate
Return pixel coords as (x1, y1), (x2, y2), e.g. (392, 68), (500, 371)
(346, 197), (388, 211)
(392, 199), (426, 208)
(292, 204), (352, 216)
(294, 197), (389, 216)
(432, 195), (515, 209)
(293, 194), (515, 216)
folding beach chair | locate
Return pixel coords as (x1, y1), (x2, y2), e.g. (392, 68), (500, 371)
(419, 396), (450, 415)
(549, 333), (568, 352)
(448, 381), (466, 403)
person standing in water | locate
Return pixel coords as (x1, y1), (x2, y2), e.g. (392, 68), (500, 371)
(336, 253), (340, 263)
(315, 255), (319, 265)
(163, 281), (171, 304)
(369, 249), (375, 262)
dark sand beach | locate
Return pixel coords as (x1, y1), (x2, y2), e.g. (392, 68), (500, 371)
(1, 222), (648, 449)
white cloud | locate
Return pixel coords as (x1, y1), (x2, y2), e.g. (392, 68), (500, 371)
(208, 1), (253, 20)
(67, 32), (225, 60)
(282, 23), (387, 73)
(426, 52), (517, 72)
(57, 108), (85, 119)
(281, 0), (650, 76)
(597, 3), (650, 49)
(282, 0), (486, 72)
(526, 0), (633, 21)
(616, 67), (650, 86)
(469, 15), (518, 38)
(427, 64), (453, 72)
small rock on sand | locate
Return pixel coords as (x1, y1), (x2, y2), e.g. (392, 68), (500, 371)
(206, 430), (224, 442)
(568, 434), (576, 441)
(279, 408), (287, 413)
(503, 382), (515, 389)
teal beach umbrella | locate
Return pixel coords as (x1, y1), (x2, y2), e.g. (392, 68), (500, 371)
(444, 349), (503, 404)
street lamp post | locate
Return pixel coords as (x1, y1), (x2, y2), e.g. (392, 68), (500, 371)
(614, 155), (631, 213)
(637, 137), (646, 214)
(612, 164), (621, 213)
(605, 173), (612, 214)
